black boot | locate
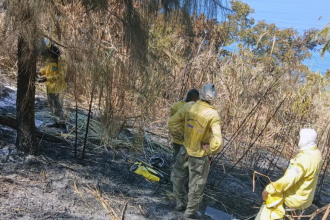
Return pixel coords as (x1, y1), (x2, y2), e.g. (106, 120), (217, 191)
(183, 211), (203, 220)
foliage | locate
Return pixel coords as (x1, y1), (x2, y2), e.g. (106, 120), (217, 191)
(316, 23), (330, 57)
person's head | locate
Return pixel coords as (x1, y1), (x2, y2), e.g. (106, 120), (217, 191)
(185, 89), (200, 102)
(200, 84), (217, 103)
(298, 128), (317, 150)
(38, 38), (61, 60)
(46, 44), (61, 61)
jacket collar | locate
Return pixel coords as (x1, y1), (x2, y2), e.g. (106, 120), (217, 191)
(196, 100), (215, 109)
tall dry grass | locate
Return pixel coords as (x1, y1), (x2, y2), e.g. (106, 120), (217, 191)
(0, 0), (330, 190)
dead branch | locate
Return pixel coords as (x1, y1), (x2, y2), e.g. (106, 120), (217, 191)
(0, 114), (69, 145)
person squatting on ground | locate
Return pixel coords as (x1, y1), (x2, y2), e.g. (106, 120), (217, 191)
(168, 84), (223, 220)
(256, 128), (323, 220)
(170, 89), (200, 161)
(38, 39), (67, 130)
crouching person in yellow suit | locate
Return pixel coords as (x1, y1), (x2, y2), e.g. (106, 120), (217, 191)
(256, 128), (322, 220)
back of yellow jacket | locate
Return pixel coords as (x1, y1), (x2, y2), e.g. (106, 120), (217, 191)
(40, 55), (67, 94)
(168, 100), (222, 157)
(170, 100), (186, 145)
(266, 146), (322, 209)
(170, 100), (186, 117)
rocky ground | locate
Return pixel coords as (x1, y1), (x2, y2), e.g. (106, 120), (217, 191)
(0, 81), (329, 220)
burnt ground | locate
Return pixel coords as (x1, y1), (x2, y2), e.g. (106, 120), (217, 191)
(0, 130), (180, 220)
(0, 85), (330, 220)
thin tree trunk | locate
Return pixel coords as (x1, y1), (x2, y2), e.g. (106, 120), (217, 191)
(16, 2), (38, 155)
(82, 85), (95, 159)
(74, 65), (78, 158)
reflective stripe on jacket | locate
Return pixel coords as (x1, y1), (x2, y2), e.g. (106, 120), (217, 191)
(168, 100), (222, 157)
(266, 146), (322, 209)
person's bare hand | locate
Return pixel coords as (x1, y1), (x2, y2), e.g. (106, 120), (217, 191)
(203, 144), (210, 151)
(262, 189), (269, 201)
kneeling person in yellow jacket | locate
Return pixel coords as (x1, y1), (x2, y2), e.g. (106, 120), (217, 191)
(256, 128), (322, 220)
(170, 89), (200, 161)
(168, 84), (223, 220)
(38, 43), (67, 129)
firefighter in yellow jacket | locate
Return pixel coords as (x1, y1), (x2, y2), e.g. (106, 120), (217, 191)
(256, 128), (323, 220)
(38, 41), (67, 129)
(168, 84), (223, 219)
(170, 89), (199, 161)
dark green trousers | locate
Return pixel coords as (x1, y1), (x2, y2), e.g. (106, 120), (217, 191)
(171, 146), (210, 215)
(47, 91), (65, 124)
(172, 143), (183, 163)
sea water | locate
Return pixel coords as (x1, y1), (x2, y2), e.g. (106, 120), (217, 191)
(240, 0), (330, 74)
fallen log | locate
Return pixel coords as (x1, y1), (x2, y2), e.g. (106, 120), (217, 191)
(0, 114), (69, 145)
(0, 114), (16, 129)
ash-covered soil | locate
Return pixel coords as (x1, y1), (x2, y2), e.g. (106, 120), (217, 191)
(0, 84), (329, 220)
(0, 126), (184, 220)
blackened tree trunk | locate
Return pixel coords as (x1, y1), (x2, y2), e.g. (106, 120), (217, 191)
(16, 1), (38, 155)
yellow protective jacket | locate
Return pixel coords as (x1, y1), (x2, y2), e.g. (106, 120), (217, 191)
(170, 100), (186, 117)
(170, 100), (186, 145)
(266, 146), (322, 210)
(40, 54), (67, 94)
(168, 100), (223, 157)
